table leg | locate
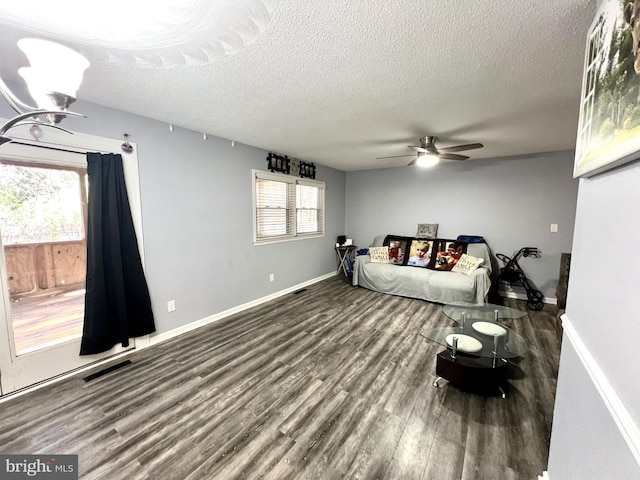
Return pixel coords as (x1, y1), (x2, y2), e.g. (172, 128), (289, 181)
(335, 248), (354, 277)
(498, 386), (507, 399)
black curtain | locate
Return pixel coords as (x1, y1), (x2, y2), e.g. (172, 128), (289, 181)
(80, 152), (155, 355)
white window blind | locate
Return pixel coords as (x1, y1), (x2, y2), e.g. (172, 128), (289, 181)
(253, 170), (325, 244)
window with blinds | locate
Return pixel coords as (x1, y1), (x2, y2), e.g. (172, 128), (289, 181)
(253, 170), (325, 244)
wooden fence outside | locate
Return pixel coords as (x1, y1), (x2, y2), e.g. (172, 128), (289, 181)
(5, 240), (86, 298)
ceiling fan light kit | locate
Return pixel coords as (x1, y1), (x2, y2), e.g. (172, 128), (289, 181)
(416, 152), (439, 168)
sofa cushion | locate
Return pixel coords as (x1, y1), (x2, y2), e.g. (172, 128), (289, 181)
(369, 246), (390, 263)
(452, 254), (485, 275)
(370, 234), (387, 247)
(466, 242), (492, 275)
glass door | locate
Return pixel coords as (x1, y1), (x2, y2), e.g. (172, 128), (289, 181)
(1, 162), (87, 356)
(0, 128), (147, 395)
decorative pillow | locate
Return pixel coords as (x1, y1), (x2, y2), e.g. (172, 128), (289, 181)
(383, 235), (412, 265)
(406, 239), (433, 267)
(416, 223), (438, 239)
(368, 246), (390, 263)
(427, 240), (468, 271)
(451, 254), (484, 275)
(456, 235), (485, 243)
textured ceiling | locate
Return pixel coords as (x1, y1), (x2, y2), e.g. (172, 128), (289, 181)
(0, 0), (597, 171)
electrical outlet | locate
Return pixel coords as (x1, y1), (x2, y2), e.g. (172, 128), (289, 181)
(269, 273), (275, 282)
(550, 223), (558, 233)
(167, 300), (176, 312)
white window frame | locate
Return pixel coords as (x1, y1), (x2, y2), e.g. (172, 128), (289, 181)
(252, 169), (325, 245)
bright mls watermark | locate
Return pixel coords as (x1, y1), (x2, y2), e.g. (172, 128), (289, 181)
(0, 455), (78, 479)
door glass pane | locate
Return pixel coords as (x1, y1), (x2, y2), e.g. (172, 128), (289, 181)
(0, 162), (87, 356)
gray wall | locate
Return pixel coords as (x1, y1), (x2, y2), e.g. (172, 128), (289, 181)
(0, 100), (347, 335)
(548, 159), (640, 479)
(345, 150), (579, 298)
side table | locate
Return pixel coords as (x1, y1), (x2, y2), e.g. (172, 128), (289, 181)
(335, 245), (357, 277)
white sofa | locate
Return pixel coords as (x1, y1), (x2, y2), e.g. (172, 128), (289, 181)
(352, 235), (492, 304)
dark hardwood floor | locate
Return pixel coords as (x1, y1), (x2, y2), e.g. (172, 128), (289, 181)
(0, 276), (560, 479)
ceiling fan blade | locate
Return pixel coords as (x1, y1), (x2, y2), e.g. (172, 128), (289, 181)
(376, 154), (417, 159)
(438, 153), (469, 161)
(407, 158), (417, 166)
(438, 142), (484, 153)
(408, 145), (427, 153)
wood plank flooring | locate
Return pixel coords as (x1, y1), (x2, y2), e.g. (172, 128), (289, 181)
(0, 276), (561, 479)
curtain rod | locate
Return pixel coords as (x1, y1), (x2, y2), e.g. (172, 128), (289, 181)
(7, 140), (111, 156)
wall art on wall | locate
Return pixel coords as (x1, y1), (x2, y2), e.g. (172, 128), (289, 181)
(290, 158), (300, 176)
(574, 0), (640, 177)
(266, 152), (290, 174)
(299, 161), (316, 179)
(415, 223), (438, 239)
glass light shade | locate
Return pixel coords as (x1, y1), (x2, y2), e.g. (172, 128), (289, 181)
(0, 1), (280, 68)
(416, 153), (440, 168)
(17, 67), (53, 109)
(17, 38), (89, 107)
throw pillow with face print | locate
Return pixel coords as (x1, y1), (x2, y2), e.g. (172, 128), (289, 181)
(406, 239), (432, 267)
(429, 240), (467, 271)
(383, 235), (412, 265)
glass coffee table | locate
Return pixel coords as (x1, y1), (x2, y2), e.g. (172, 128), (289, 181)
(421, 302), (528, 398)
(442, 302), (528, 324)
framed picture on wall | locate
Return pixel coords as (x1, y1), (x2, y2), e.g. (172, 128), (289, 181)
(574, 0), (640, 177)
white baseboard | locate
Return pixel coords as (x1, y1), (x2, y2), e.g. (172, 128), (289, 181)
(149, 272), (335, 346)
(497, 288), (557, 305)
(0, 272), (335, 403)
(538, 471), (550, 480)
(562, 313), (640, 468)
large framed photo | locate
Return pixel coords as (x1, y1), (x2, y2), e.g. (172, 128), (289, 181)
(574, 0), (640, 177)
(382, 235), (411, 265)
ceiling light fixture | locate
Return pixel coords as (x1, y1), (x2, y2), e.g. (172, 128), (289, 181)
(0, 38), (89, 146)
(416, 152), (440, 168)
(0, 0), (281, 68)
